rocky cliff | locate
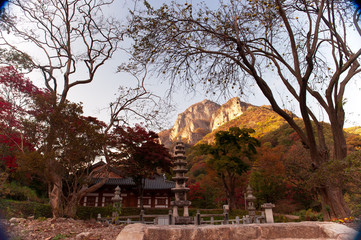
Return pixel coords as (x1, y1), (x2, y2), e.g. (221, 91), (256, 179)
(159, 100), (220, 148)
(159, 97), (252, 147)
(210, 98), (252, 131)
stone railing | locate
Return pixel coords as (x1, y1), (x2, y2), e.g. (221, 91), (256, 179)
(116, 222), (357, 240)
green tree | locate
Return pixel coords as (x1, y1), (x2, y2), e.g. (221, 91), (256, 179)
(125, 0), (361, 219)
(198, 127), (259, 210)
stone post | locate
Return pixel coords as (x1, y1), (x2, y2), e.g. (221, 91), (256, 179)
(184, 205), (189, 217)
(261, 203), (275, 223)
(172, 205), (179, 217)
(168, 210), (173, 225)
(195, 210), (201, 225)
(223, 205), (229, 225)
(140, 209), (145, 223)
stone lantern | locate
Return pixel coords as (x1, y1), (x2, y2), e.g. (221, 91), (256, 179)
(112, 186), (122, 221)
(246, 185), (256, 223)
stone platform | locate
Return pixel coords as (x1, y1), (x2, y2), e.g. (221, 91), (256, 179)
(116, 222), (357, 240)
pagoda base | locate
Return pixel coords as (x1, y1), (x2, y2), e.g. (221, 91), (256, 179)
(175, 216), (193, 225)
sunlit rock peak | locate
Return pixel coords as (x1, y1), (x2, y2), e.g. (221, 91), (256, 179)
(210, 97), (252, 131)
(159, 97), (252, 148)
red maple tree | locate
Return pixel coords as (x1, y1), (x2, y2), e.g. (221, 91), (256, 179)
(0, 66), (43, 171)
(111, 124), (172, 209)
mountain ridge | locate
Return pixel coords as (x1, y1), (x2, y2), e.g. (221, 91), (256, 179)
(159, 98), (361, 149)
(158, 97), (252, 148)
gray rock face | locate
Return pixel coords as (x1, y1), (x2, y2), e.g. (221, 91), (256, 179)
(159, 100), (220, 147)
(159, 98), (252, 147)
(116, 222), (357, 240)
(170, 99), (220, 143)
(210, 98), (252, 131)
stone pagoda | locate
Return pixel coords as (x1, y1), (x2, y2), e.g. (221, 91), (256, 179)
(171, 137), (192, 224)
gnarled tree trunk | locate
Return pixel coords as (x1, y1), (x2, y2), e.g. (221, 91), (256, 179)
(49, 174), (63, 218)
(319, 185), (350, 220)
(63, 168), (109, 218)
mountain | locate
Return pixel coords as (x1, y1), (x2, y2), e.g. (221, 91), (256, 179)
(198, 105), (288, 145)
(158, 97), (251, 147)
(159, 97), (361, 149)
(158, 99), (219, 148)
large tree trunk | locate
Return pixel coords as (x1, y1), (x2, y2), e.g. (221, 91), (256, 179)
(64, 168), (109, 218)
(317, 111), (350, 220)
(229, 191), (236, 212)
(221, 173), (236, 212)
(49, 174), (63, 218)
(319, 185), (350, 220)
(64, 196), (78, 218)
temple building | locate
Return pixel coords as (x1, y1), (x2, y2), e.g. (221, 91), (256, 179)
(80, 162), (175, 208)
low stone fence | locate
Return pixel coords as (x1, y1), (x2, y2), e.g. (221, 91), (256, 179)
(194, 211), (264, 225)
(99, 207), (266, 226)
(99, 208), (241, 225)
(98, 210), (171, 225)
(116, 222), (358, 240)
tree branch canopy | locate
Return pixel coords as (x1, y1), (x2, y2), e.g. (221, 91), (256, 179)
(126, 0), (361, 219)
(1, 0), (123, 103)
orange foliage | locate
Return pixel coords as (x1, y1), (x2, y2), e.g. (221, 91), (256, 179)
(253, 146), (286, 177)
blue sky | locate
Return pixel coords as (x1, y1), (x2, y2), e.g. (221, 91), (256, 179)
(65, 0), (361, 129)
(6, 0), (361, 130)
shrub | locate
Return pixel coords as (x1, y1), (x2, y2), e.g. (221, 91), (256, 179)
(4, 181), (40, 202)
(76, 205), (114, 220)
(295, 209), (323, 221)
(0, 172), (10, 198)
(0, 199), (52, 219)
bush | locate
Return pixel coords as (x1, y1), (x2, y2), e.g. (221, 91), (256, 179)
(4, 181), (40, 202)
(76, 205), (114, 220)
(345, 192), (361, 217)
(0, 172), (10, 198)
(295, 209), (323, 221)
(0, 199), (52, 219)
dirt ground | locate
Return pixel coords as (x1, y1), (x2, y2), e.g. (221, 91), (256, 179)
(2, 217), (124, 240)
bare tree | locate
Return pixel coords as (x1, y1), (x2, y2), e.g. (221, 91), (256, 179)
(1, 0), (123, 217)
(125, 0), (361, 219)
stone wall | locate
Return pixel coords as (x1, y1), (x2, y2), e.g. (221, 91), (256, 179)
(116, 222), (357, 240)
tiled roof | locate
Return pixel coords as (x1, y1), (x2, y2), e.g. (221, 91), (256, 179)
(94, 175), (175, 190)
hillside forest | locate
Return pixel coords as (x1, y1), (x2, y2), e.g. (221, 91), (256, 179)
(184, 104), (361, 219)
